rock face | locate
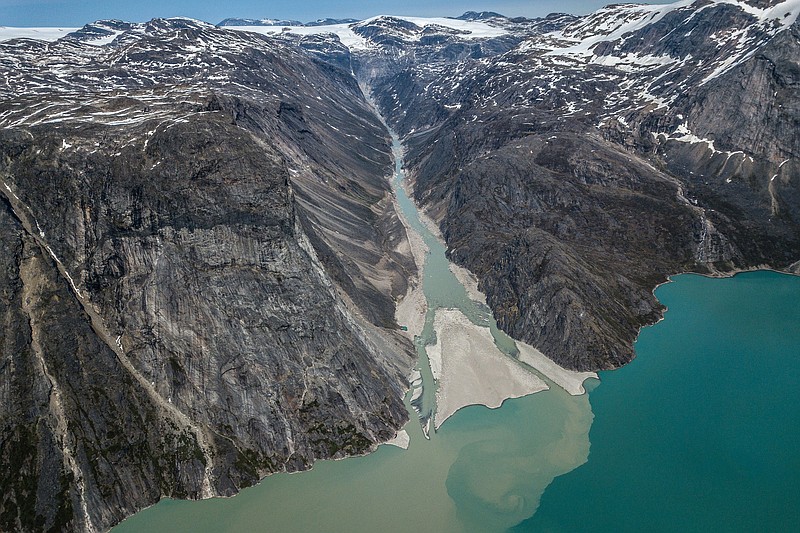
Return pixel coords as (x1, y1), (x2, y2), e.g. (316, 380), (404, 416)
(349, 0), (800, 370)
(0, 19), (414, 532)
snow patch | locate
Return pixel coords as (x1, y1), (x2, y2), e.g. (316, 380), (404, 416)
(229, 15), (507, 51)
(84, 30), (124, 46)
(0, 26), (78, 42)
(228, 23), (370, 50)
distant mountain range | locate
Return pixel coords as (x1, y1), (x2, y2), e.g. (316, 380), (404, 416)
(215, 11), (520, 27)
(217, 16), (360, 26)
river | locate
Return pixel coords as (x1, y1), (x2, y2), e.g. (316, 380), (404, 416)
(113, 131), (800, 533)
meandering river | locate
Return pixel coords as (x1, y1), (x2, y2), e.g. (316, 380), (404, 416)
(113, 130), (800, 532)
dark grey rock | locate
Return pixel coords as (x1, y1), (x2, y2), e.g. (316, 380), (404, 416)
(361, 1), (800, 370)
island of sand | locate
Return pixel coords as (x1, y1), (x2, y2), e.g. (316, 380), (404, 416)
(427, 308), (546, 429)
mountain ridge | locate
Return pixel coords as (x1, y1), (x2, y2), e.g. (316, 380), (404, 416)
(360, 0), (800, 369)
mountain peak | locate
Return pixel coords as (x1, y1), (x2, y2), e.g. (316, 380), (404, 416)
(453, 11), (505, 21)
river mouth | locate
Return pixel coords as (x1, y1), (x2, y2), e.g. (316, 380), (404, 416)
(386, 127), (595, 434)
(112, 119), (597, 533)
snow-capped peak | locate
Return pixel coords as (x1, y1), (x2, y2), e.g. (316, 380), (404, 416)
(551, 0), (799, 57)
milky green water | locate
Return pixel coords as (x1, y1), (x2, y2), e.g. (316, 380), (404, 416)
(391, 133), (525, 429)
(113, 133), (800, 532)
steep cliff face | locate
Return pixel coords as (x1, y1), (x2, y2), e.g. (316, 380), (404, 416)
(643, 20), (800, 263)
(0, 194), (219, 532)
(0, 19), (414, 532)
(355, 0), (800, 370)
(406, 131), (700, 370)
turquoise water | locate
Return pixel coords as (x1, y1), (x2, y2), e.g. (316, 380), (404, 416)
(519, 270), (800, 532)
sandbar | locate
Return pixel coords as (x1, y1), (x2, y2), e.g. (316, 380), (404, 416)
(392, 191), (429, 340)
(395, 280), (426, 340)
(430, 308), (549, 430)
(515, 342), (597, 395)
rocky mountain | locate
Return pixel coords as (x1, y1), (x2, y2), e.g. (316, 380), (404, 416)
(217, 17), (359, 27)
(350, 0), (800, 370)
(2, 1), (800, 530)
(237, 1), (800, 370)
(306, 18), (361, 26)
(0, 18), (415, 532)
(217, 17), (304, 27)
(453, 11), (505, 20)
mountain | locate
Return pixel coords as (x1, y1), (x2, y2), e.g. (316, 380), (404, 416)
(304, 18), (360, 26)
(217, 17), (304, 26)
(0, 17), (415, 532)
(452, 11), (506, 20)
(216, 17), (359, 27)
(353, 0), (800, 370)
(1, 1), (799, 530)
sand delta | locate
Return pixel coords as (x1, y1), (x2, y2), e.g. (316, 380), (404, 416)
(428, 308), (549, 429)
(390, 142), (597, 434)
(427, 308), (597, 429)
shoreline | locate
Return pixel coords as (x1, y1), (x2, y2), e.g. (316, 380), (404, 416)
(383, 428), (410, 449)
(390, 172), (429, 341)
(515, 341), (598, 396)
(402, 168), (597, 397)
(673, 264), (800, 283)
(448, 262), (485, 304)
(657, 264), (800, 294)
(111, 419), (403, 531)
(629, 264), (800, 353)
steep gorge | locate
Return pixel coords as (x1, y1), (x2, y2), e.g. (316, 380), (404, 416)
(2, 2), (800, 530)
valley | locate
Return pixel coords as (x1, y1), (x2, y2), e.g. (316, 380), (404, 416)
(1, 1), (799, 530)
